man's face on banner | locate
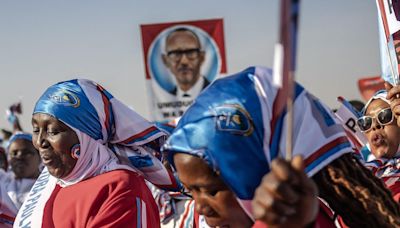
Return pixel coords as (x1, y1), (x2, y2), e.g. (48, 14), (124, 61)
(163, 30), (205, 92)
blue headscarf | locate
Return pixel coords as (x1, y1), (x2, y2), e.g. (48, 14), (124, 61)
(7, 132), (33, 151)
(163, 66), (351, 217)
(32, 79), (180, 190)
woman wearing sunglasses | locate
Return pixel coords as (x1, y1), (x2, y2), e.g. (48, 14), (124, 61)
(357, 90), (400, 159)
(164, 66), (400, 227)
(357, 89), (400, 202)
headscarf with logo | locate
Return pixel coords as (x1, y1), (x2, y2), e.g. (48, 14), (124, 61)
(14, 79), (180, 228)
(163, 66), (352, 220)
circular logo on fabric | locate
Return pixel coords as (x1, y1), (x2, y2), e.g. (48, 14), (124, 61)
(48, 90), (80, 108)
(214, 104), (254, 136)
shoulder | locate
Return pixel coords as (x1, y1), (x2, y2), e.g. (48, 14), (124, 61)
(0, 169), (14, 184)
(86, 169), (144, 190)
(59, 169), (144, 200)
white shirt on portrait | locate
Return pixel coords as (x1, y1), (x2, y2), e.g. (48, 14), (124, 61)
(176, 76), (207, 99)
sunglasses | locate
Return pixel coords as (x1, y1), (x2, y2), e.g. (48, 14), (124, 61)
(357, 108), (394, 132)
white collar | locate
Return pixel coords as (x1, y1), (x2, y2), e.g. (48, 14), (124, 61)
(176, 76), (205, 99)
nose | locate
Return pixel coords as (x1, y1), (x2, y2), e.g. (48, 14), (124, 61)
(34, 130), (49, 149)
(371, 118), (382, 131)
(179, 53), (190, 64)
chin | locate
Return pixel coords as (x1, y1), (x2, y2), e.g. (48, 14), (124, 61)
(205, 216), (228, 227)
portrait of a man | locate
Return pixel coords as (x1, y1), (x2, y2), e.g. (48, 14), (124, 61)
(162, 28), (210, 98)
(141, 19), (226, 121)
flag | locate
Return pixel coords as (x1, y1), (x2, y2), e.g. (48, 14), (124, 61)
(335, 96), (368, 154)
(8, 102), (21, 114)
(376, 0), (400, 85)
(271, 0), (300, 158)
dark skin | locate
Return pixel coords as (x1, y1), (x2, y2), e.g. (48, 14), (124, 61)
(363, 99), (400, 158)
(8, 138), (41, 179)
(252, 155), (318, 228)
(174, 153), (253, 228)
(386, 82), (400, 127)
(32, 113), (79, 179)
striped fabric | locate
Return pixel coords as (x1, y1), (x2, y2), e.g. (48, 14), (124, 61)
(164, 66), (352, 220)
(14, 79), (180, 228)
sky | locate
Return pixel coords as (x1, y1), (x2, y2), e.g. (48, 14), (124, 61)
(0, 0), (380, 132)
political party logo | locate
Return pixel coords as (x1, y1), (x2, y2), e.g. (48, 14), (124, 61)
(48, 90), (80, 108)
(214, 104), (254, 136)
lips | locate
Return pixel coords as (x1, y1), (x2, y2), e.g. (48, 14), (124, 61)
(42, 158), (54, 166)
(371, 133), (385, 147)
(178, 67), (193, 74)
(40, 153), (54, 165)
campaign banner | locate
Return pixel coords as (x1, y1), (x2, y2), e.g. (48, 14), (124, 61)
(377, 0), (400, 37)
(140, 19), (227, 122)
(376, 0), (400, 85)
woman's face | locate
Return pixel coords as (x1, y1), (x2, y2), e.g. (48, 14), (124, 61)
(174, 153), (252, 228)
(8, 139), (41, 179)
(364, 99), (400, 158)
(32, 113), (79, 178)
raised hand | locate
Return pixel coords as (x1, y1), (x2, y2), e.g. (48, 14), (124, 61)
(252, 155), (318, 228)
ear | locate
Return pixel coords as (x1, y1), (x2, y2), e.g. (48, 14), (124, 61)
(199, 51), (205, 64)
(162, 54), (170, 68)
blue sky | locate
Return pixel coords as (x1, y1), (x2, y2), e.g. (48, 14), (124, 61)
(0, 0), (379, 131)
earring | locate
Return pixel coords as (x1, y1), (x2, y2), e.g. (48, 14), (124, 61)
(71, 144), (81, 159)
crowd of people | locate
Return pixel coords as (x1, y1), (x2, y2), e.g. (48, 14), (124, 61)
(0, 65), (400, 228)
(1, 11), (400, 225)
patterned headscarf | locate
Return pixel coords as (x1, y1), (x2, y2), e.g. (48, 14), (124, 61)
(361, 90), (390, 115)
(14, 79), (180, 228)
(163, 66), (352, 219)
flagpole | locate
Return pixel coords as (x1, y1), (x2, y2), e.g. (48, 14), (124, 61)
(285, 71), (294, 161)
(285, 0), (300, 161)
(384, 39), (399, 85)
(272, 0), (299, 161)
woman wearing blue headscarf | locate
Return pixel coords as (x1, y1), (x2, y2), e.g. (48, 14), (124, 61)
(14, 79), (180, 228)
(163, 66), (400, 227)
(0, 132), (41, 227)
